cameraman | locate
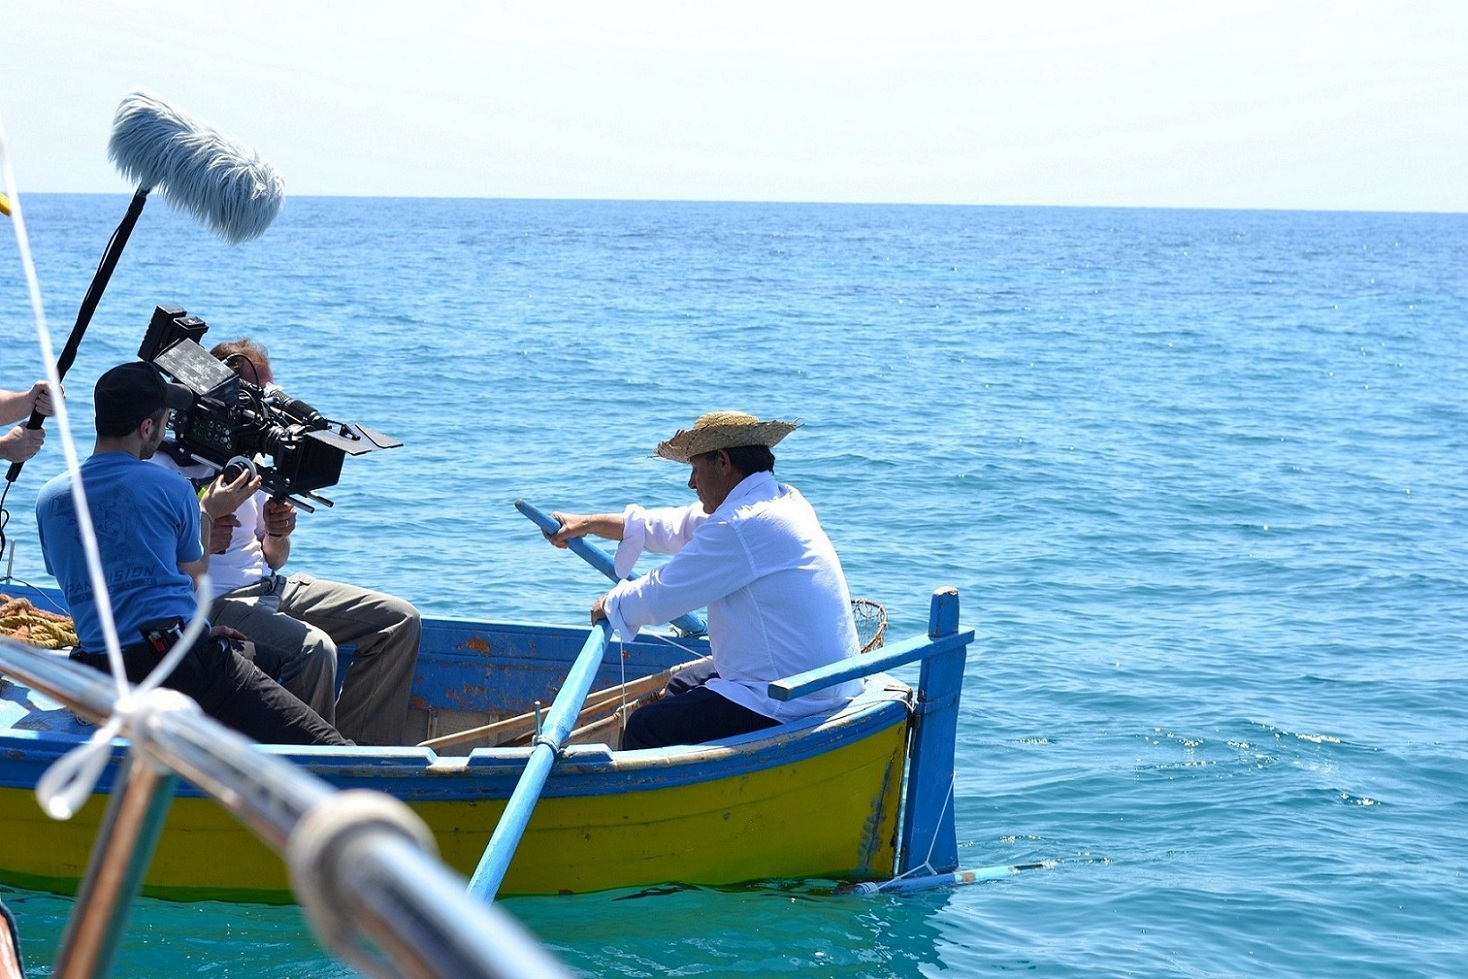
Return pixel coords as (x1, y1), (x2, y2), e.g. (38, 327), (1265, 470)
(153, 338), (421, 746)
(35, 361), (347, 746)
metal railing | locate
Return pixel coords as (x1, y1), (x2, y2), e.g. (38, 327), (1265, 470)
(0, 638), (571, 979)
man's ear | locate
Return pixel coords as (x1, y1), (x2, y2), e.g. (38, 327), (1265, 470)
(137, 410), (164, 441)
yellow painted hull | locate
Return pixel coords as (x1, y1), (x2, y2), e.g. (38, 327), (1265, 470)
(0, 582), (930, 902)
(0, 713), (906, 902)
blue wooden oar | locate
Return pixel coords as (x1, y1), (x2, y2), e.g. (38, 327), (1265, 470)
(467, 619), (613, 901)
(515, 499), (707, 636)
(471, 499), (705, 899)
(841, 860), (1055, 895)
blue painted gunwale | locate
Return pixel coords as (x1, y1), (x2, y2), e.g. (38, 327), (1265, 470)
(0, 681), (914, 798)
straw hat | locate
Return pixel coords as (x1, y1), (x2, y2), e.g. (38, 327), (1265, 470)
(654, 411), (799, 463)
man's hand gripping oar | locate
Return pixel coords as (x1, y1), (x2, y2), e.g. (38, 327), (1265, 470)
(516, 499), (707, 637)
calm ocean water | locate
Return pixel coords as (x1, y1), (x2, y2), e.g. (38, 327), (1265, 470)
(2, 195), (1466, 977)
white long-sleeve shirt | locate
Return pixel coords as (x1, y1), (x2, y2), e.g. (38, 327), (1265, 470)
(606, 471), (863, 722)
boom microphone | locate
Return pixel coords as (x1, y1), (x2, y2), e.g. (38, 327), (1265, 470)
(109, 89), (284, 245)
(6, 90), (286, 484)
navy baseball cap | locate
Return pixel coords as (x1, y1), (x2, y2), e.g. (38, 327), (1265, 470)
(94, 361), (192, 433)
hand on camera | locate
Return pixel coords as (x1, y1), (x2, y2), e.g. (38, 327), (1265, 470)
(263, 498), (297, 539)
(202, 468), (261, 519)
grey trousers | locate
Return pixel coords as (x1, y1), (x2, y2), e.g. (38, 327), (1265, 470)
(210, 572), (421, 745)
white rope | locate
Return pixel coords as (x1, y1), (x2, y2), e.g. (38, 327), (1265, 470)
(910, 771), (957, 879)
(616, 638), (628, 741)
(33, 584), (213, 819)
(644, 629), (703, 656)
(1, 115), (216, 820)
(864, 769), (957, 891)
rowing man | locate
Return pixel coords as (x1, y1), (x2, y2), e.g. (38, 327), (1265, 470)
(547, 411), (862, 749)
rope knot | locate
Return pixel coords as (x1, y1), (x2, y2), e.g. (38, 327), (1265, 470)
(35, 686), (200, 820)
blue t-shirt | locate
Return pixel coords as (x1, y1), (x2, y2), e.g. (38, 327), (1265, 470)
(35, 451), (204, 651)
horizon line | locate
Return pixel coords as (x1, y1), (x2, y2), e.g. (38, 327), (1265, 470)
(10, 191), (1466, 218)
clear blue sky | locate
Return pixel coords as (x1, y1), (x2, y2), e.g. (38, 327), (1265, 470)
(4, 0), (1464, 211)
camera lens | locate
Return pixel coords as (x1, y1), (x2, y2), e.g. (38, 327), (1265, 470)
(222, 455), (256, 483)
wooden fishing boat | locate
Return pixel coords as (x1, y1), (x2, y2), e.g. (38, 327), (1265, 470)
(0, 580), (972, 903)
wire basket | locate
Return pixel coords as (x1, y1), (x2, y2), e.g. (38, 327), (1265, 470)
(851, 598), (888, 653)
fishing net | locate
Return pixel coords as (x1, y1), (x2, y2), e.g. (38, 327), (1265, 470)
(852, 598), (887, 653)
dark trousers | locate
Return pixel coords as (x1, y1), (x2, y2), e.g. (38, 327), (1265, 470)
(71, 633), (348, 746)
(622, 662), (780, 750)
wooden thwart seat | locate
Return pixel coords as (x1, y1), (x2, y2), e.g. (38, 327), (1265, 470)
(418, 656), (709, 752)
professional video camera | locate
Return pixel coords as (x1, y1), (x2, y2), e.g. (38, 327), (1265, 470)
(138, 303), (401, 509)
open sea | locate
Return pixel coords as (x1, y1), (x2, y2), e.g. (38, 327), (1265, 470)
(1, 194), (1465, 977)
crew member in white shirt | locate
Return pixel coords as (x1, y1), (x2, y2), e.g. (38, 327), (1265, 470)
(152, 337), (421, 746)
(547, 411), (862, 749)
